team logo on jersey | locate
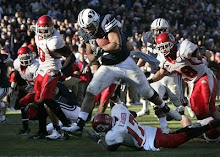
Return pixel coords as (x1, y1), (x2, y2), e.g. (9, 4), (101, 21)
(201, 80), (207, 84)
(121, 113), (126, 124)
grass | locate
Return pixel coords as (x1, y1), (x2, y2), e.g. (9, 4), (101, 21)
(0, 102), (220, 157)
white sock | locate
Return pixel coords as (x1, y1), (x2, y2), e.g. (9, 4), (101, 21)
(140, 99), (149, 111)
(158, 117), (168, 129)
(79, 112), (89, 121)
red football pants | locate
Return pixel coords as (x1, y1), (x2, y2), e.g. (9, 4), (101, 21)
(94, 83), (117, 104)
(155, 128), (188, 148)
(190, 74), (217, 120)
(33, 73), (60, 102)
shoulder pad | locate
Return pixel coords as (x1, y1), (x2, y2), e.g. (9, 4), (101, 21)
(142, 31), (154, 45)
(13, 58), (20, 70)
(47, 34), (65, 51)
(178, 39), (197, 58)
(101, 14), (119, 33)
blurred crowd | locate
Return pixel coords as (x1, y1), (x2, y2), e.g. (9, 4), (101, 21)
(0, 0), (220, 106)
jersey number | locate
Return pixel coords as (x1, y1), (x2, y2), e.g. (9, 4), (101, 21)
(127, 114), (145, 146)
(38, 47), (45, 62)
(181, 66), (197, 78)
(173, 66), (197, 81)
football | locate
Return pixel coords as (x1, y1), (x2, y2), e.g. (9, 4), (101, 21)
(96, 38), (109, 47)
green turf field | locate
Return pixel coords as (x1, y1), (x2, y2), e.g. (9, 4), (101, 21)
(0, 102), (220, 157)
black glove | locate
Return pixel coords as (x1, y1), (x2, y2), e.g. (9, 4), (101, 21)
(87, 130), (101, 143)
(89, 39), (104, 58)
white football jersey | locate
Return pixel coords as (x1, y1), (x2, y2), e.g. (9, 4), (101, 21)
(158, 39), (209, 83)
(35, 29), (64, 75)
(13, 58), (39, 85)
(105, 103), (159, 151)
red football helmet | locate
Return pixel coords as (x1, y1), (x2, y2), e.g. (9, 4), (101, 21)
(155, 32), (175, 56)
(17, 46), (33, 66)
(36, 15), (54, 39)
(92, 113), (113, 133)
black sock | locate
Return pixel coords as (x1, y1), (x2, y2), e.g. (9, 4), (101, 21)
(160, 105), (170, 114)
(45, 99), (71, 126)
(76, 117), (85, 130)
(21, 107), (29, 130)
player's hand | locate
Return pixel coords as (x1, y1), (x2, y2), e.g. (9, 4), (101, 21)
(89, 39), (104, 58)
(87, 130), (101, 143)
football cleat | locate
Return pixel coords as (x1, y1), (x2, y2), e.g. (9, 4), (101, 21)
(46, 129), (69, 140)
(17, 128), (30, 135)
(161, 126), (170, 134)
(28, 132), (47, 140)
(137, 109), (150, 117)
(62, 123), (82, 137)
(166, 109), (182, 121)
(0, 115), (6, 123)
(166, 106), (185, 121)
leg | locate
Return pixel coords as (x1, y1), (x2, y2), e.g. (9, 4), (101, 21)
(98, 83), (117, 113)
(190, 74), (218, 120)
(155, 119), (220, 148)
(62, 66), (117, 133)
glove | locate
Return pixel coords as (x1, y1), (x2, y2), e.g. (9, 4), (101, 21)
(87, 130), (101, 143)
(47, 69), (62, 77)
(89, 39), (104, 58)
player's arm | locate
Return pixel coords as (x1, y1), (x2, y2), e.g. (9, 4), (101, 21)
(149, 68), (168, 83)
(86, 43), (97, 63)
(55, 46), (76, 73)
(101, 27), (122, 52)
(97, 139), (121, 151)
(87, 130), (120, 152)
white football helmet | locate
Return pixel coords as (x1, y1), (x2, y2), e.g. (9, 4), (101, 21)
(77, 8), (100, 34)
(151, 18), (169, 37)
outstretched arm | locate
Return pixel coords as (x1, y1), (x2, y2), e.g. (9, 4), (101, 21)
(149, 68), (168, 83)
(87, 130), (120, 151)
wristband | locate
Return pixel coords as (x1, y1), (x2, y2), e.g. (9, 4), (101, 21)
(97, 139), (102, 144)
(148, 79), (153, 83)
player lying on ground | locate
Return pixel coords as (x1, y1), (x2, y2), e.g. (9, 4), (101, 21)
(87, 103), (220, 151)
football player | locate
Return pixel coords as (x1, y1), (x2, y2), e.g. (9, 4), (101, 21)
(87, 103), (220, 151)
(12, 46), (39, 134)
(62, 9), (181, 135)
(13, 46), (80, 139)
(28, 15), (76, 138)
(150, 32), (220, 120)
(137, 18), (190, 133)
(0, 49), (13, 123)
